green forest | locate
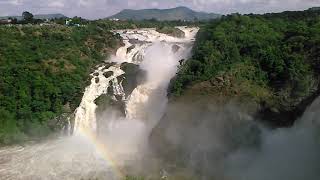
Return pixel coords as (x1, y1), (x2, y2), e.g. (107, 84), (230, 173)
(170, 9), (320, 125)
(0, 23), (122, 144)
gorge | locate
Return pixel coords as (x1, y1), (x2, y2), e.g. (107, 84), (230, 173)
(1, 11), (320, 179)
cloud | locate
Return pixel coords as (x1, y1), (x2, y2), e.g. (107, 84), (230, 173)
(0, 0), (319, 19)
(0, 0), (23, 5)
(48, 1), (65, 8)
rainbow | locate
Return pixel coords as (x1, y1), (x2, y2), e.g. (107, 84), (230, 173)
(78, 127), (125, 180)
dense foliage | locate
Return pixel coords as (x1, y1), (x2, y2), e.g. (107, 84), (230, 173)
(0, 23), (120, 144)
(170, 9), (320, 121)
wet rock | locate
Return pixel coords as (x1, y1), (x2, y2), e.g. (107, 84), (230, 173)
(103, 71), (114, 78)
(95, 94), (125, 117)
(95, 77), (100, 83)
(129, 38), (151, 45)
(129, 39), (142, 44)
(95, 94), (126, 125)
(133, 52), (144, 63)
(115, 95), (123, 101)
(119, 62), (147, 97)
(93, 72), (99, 76)
(179, 59), (185, 65)
(47, 112), (74, 135)
(172, 45), (181, 53)
(102, 62), (116, 71)
(127, 45), (135, 54)
(108, 81), (114, 96)
(95, 94), (126, 116)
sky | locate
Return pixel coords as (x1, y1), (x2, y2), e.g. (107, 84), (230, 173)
(0, 0), (319, 19)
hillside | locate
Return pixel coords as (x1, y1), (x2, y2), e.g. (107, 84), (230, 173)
(309, 7), (320, 11)
(0, 23), (121, 144)
(109, 6), (220, 21)
(169, 8), (320, 127)
(0, 13), (67, 20)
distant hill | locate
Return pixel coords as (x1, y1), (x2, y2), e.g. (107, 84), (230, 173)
(109, 6), (220, 21)
(309, 7), (320, 11)
(0, 13), (67, 20)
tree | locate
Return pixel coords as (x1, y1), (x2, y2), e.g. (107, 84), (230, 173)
(22, 11), (34, 23)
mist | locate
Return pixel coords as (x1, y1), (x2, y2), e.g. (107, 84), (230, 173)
(150, 96), (320, 179)
(224, 97), (320, 180)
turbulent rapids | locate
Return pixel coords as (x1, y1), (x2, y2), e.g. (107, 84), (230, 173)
(0, 27), (199, 180)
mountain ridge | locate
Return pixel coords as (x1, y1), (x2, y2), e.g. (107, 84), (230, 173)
(109, 6), (221, 21)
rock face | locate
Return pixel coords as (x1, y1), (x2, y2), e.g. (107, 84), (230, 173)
(171, 44), (181, 53)
(103, 71), (114, 78)
(156, 27), (186, 38)
(118, 62), (147, 97)
(93, 62), (146, 134)
(127, 45), (135, 54)
(95, 94), (126, 117)
(256, 84), (320, 127)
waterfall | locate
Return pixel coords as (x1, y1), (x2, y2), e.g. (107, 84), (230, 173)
(74, 27), (199, 134)
(0, 27), (199, 180)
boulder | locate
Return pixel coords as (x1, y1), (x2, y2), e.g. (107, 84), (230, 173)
(119, 62), (147, 97)
(127, 45), (136, 54)
(95, 77), (99, 83)
(103, 71), (114, 78)
(172, 45), (181, 53)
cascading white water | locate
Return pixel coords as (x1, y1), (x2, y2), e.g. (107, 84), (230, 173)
(0, 27), (199, 180)
(73, 65), (125, 132)
(74, 27), (199, 134)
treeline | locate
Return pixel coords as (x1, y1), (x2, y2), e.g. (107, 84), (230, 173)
(94, 18), (199, 30)
(0, 23), (120, 144)
(170, 8), (320, 123)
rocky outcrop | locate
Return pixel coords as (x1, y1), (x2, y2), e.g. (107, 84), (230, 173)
(256, 84), (320, 127)
(172, 44), (181, 53)
(156, 27), (186, 38)
(93, 62), (147, 134)
(118, 62), (147, 97)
